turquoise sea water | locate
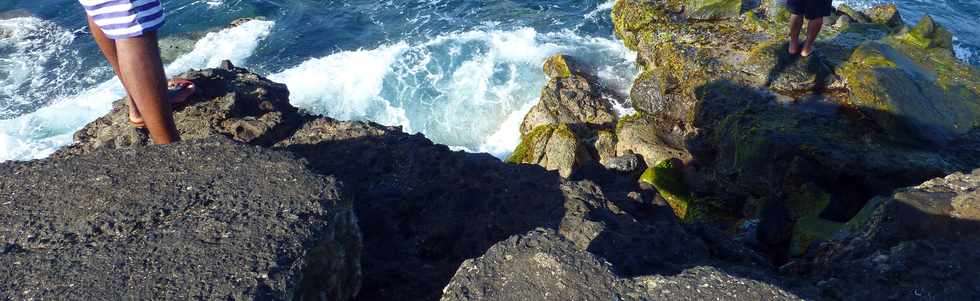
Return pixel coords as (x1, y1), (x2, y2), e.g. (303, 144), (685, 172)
(0, 0), (977, 161)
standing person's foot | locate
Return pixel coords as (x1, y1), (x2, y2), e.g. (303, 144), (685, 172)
(788, 40), (801, 55)
(800, 44), (814, 57)
(129, 79), (197, 128)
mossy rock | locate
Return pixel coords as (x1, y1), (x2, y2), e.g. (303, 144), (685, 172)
(839, 40), (980, 144)
(507, 124), (589, 178)
(837, 4), (871, 24)
(685, 0), (742, 20)
(863, 3), (903, 29)
(790, 216), (844, 256)
(897, 15), (953, 50)
(640, 159), (728, 223)
(741, 11), (768, 33)
(616, 111), (645, 132)
(507, 124), (557, 164)
(543, 54), (573, 79)
(612, 0), (678, 50)
(786, 182), (831, 220)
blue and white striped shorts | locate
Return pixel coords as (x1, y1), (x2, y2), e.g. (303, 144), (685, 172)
(79, 0), (166, 40)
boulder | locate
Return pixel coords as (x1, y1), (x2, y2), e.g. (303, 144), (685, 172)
(507, 123), (593, 178)
(615, 112), (691, 166)
(511, 54), (616, 178)
(862, 3), (903, 29)
(900, 15), (954, 50)
(441, 229), (806, 301)
(519, 55), (615, 134)
(0, 138), (361, 300)
(839, 40), (979, 144)
(808, 170), (980, 300)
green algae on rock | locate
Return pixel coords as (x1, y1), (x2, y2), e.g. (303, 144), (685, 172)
(543, 54), (573, 79)
(639, 159), (728, 223)
(608, 0), (980, 263)
(507, 123), (591, 178)
(685, 0), (743, 21)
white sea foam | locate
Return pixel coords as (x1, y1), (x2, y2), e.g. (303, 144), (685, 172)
(0, 19), (275, 162)
(0, 17), (78, 118)
(953, 37), (976, 64)
(268, 42), (414, 130)
(268, 26), (637, 159)
(585, 0), (618, 20)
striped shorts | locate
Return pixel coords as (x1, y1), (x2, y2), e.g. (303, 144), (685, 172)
(79, 0), (166, 40)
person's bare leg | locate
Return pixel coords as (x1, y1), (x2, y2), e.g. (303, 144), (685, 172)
(788, 14), (804, 55)
(801, 17), (824, 57)
(86, 16), (141, 123)
(116, 31), (180, 144)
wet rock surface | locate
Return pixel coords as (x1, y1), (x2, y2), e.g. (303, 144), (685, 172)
(0, 138), (361, 300)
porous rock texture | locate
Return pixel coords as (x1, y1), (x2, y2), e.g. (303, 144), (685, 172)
(0, 138), (361, 300)
(802, 169), (980, 300)
(441, 229), (804, 301)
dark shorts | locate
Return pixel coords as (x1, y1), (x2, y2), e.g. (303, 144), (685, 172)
(786, 0), (834, 20)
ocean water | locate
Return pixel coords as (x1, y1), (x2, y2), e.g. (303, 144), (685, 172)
(0, 0), (976, 162)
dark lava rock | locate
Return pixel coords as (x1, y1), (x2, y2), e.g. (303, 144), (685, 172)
(807, 169), (980, 300)
(53, 61), (303, 159)
(0, 138), (361, 300)
(441, 229), (804, 301)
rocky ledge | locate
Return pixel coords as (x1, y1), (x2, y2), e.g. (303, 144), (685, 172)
(2, 1), (980, 299)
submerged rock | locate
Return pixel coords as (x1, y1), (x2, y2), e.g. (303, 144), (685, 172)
(0, 138), (361, 300)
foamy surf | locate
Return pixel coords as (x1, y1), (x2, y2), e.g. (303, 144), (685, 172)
(0, 19), (275, 162)
(269, 26), (636, 159)
(0, 17), (81, 119)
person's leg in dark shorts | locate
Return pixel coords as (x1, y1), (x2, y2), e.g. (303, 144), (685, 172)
(785, 0), (833, 57)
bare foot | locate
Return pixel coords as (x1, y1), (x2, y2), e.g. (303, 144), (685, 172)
(801, 43), (814, 57)
(129, 80), (196, 127)
(788, 40), (800, 55)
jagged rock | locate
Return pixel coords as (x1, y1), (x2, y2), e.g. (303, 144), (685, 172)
(807, 170), (980, 300)
(508, 124), (592, 178)
(511, 54), (616, 178)
(441, 229), (805, 301)
(863, 3), (903, 29)
(615, 112), (691, 166)
(0, 138), (361, 300)
(849, 169), (980, 243)
(440, 229), (621, 301)
(519, 55), (615, 134)
(902, 15), (954, 50)
(54, 61), (303, 159)
(594, 130), (618, 164)
(603, 152), (646, 175)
